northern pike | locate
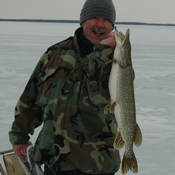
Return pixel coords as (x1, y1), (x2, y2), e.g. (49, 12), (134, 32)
(105, 27), (142, 174)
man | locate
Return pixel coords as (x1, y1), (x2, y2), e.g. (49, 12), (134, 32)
(9, 0), (121, 174)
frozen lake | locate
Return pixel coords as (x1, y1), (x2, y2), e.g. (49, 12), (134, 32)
(0, 21), (175, 175)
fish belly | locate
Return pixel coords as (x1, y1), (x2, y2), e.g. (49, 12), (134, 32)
(108, 62), (118, 104)
(108, 62), (122, 128)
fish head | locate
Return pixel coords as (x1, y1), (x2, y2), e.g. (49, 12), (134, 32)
(114, 27), (132, 68)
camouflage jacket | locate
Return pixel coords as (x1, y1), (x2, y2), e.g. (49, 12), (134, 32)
(9, 27), (120, 174)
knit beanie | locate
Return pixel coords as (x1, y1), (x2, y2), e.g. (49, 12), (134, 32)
(80, 0), (116, 27)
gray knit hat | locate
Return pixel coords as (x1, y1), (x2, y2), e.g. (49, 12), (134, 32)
(80, 0), (116, 27)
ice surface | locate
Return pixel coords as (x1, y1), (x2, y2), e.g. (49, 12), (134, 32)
(0, 22), (175, 175)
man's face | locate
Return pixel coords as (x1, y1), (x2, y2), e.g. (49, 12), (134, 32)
(81, 17), (113, 44)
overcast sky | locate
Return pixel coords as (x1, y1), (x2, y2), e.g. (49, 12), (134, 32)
(0, 0), (175, 24)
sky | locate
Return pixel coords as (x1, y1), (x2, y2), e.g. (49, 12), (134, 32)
(0, 0), (175, 24)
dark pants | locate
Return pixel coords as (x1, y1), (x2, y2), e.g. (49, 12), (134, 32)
(44, 165), (115, 175)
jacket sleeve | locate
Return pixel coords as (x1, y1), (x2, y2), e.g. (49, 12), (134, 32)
(9, 52), (49, 145)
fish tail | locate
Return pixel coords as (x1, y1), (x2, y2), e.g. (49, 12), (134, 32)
(121, 152), (138, 175)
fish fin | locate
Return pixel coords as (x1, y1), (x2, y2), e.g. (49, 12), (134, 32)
(121, 152), (138, 175)
(110, 102), (116, 113)
(113, 131), (124, 150)
(104, 103), (111, 114)
(105, 59), (117, 64)
(104, 102), (116, 114)
(134, 123), (142, 147)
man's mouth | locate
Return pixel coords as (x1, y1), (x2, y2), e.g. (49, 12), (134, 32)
(91, 27), (106, 36)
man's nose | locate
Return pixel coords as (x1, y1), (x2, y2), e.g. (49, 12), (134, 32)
(96, 18), (105, 27)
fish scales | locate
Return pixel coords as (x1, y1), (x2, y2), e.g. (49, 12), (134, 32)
(106, 27), (142, 175)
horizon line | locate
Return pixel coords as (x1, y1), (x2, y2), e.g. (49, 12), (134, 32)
(0, 19), (175, 26)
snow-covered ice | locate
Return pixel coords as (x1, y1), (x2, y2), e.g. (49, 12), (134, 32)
(0, 22), (175, 175)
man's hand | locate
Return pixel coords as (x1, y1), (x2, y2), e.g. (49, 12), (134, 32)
(13, 144), (27, 158)
(101, 32), (116, 47)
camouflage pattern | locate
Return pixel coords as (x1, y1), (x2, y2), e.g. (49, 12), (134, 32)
(9, 27), (120, 174)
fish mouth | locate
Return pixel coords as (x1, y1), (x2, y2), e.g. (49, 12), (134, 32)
(113, 27), (131, 68)
(114, 27), (130, 45)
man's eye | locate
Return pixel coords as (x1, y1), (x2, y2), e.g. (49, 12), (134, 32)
(104, 18), (109, 22)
